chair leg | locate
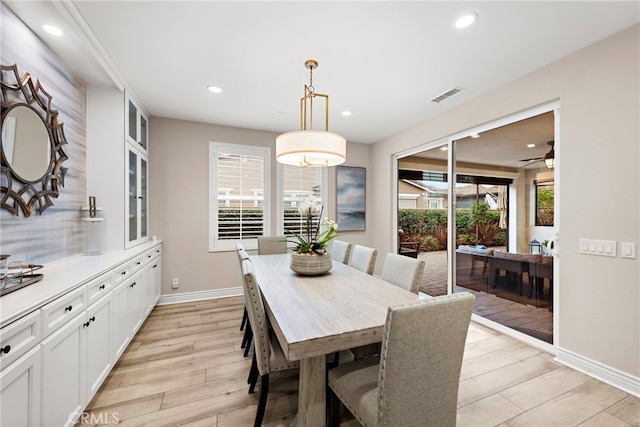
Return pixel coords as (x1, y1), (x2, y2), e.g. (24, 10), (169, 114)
(241, 321), (252, 350)
(327, 386), (341, 427)
(248, 353), (259, 391)
(254, 374), (269, 427)
(240, 307), (248, 331)
(243, 326), (253, 357)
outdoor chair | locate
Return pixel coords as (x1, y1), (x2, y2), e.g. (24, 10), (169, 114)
(398, 228), (420, 258)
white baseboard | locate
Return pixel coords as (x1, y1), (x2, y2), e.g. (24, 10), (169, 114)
(157, 287), (243, 305)
(556, 347), (640, 398)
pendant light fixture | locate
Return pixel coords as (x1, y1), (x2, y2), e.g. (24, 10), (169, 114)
(276, 60), (346, 167)
(544, 141), (555, 169)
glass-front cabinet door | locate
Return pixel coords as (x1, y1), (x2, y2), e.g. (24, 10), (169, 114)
(124, 92), (150, 248)
(125, 145), (148, 248)
(125, 93), (148, 153)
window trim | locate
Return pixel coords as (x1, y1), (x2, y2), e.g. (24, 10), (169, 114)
(208, 142), (271, 252)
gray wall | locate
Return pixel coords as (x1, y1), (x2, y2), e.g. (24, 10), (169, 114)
(149, 117), (372, 296)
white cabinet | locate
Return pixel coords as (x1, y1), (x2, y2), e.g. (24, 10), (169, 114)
(0, 243), (162, 427)
(125, 93), (148, 153)
(124, 92), (149, 249)
(125, 145), (148, 248)
(111, 279), (130, 360)
(0, 346), (41, 427)
(84, 293), (113, 401)
(0, 310), (40, 369)
(41, 312), (85, 427)
(127, 270), (146, 335)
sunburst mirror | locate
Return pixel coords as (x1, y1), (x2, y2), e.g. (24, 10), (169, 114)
(0, 64), (69, 217)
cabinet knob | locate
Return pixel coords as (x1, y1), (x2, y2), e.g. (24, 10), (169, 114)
(137, 261), (141, 265)
(65, 305), (73, 312)
(138, 196), (144, 200)
(121, 271), (127, 276)
(83, 321), (91, 328)
(99, 284), (106, 290)
(90, 316), (96, 322)
(130, 282), (136, 288)
(1, 345), (11, 354)
(153, 264), (158, 268)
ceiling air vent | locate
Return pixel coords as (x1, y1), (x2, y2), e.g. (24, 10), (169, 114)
(430, 87), (464, 103)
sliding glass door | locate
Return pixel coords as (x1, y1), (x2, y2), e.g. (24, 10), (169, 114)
(396, 107), (557, 345)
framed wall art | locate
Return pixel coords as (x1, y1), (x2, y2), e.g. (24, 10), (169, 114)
(336, 166), (366, 231)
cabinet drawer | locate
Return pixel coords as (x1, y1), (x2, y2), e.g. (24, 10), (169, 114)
(113, 262), (132, 286)
(41, 286), (87, 338)
(130, 254), (146, 273)
(0, 310), (40, 370)
(86, 273), (113, 305)
(142, 247), (158, 264)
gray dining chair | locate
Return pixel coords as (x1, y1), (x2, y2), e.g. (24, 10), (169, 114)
(380, 252), (425, 294)
(236, 245), (253, 356)
(241, 259), (299, 427)
(257, 236), (288, 254)
(328, 292), (476, 427)
(330, 239), (352, 264)
(348, 244), (378, 275)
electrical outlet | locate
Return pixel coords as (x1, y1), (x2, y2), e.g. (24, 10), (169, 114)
(172, 278), (179, 289)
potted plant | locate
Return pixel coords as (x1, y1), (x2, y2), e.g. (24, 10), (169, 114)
(287, 196), (339, 275)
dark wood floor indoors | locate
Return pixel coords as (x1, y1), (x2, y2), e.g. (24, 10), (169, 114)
(419, 250), (554, 344)
(79, 296), (638, 426)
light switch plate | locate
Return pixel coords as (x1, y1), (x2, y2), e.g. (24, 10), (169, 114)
(579, 238), (617, 257)
(621, 242), (636, 259)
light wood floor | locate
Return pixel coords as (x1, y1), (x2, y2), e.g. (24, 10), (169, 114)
(81, 297), (639, 426)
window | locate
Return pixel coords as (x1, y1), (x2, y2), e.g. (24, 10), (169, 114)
(278, 164), (327, 237)
(535, 179), (554, 226)
(209, 142), (271, 251)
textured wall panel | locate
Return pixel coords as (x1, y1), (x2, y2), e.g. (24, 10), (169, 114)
(1, 3), (87, 264)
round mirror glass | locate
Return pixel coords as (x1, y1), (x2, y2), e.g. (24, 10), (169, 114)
(1, 105), (51, 182)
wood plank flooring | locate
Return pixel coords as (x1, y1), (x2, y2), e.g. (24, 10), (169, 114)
(81, 297), (639, 426)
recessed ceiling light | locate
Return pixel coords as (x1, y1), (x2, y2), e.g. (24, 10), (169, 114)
(341, 111), (352, 117)
(527, 144), (536, 148)
(43, 24), (63, 36)
(470, 133), (480, 139)
(207, 85), (222, 93)
(440, 146), (448, 151)
(455, 13), (477, 29)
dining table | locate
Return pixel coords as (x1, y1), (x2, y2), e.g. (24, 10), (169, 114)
(250, 253), (421, 427)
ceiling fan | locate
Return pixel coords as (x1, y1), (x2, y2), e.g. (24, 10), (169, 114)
(519, 141), (555, 168)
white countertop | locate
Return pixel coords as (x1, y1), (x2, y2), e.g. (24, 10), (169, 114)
(0, 241), (162, 328)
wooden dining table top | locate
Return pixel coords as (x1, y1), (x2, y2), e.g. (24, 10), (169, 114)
(250, 253), (421, 361)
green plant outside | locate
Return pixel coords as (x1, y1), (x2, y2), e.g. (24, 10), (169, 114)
(398, 201), (505, 252)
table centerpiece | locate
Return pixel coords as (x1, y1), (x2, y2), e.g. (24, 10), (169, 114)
(288, 196), (338, 275)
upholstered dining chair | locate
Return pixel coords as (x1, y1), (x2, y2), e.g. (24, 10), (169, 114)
(241, 259), (299, 427)
(348, 244), (378, 275)
(381, 252), (425, 294)
(257, 236), (288, 254)
(236, 245), (253, 356)
(330, 239), (352, 264)
(328, 292), (475, 427)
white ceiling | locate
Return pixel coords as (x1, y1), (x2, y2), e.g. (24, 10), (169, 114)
(6, 1), (639, 147)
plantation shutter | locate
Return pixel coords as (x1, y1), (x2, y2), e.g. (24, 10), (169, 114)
(282, 165), (323, 236)
(210, 142), (270, 250)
